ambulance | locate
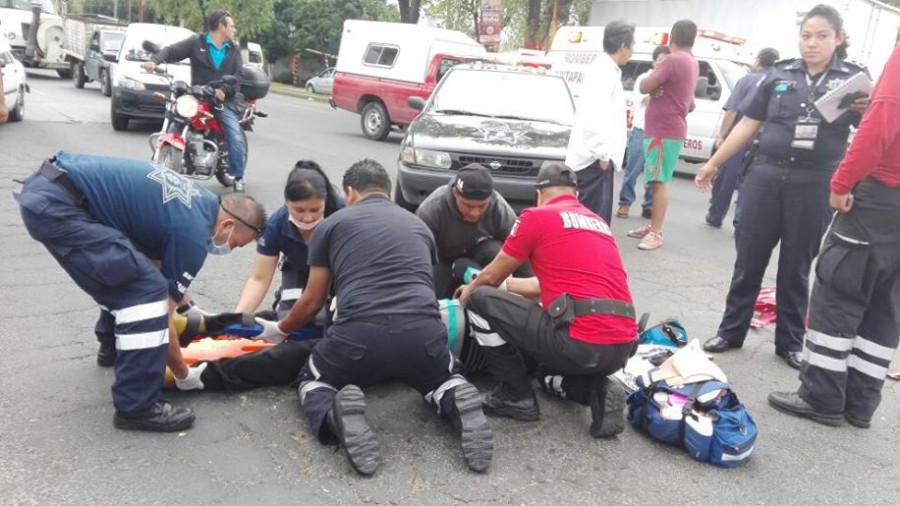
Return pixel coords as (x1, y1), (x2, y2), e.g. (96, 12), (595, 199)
(548, 26), (753, 163)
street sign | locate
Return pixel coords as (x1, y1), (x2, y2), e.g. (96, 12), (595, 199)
(479, 7), (502, 46)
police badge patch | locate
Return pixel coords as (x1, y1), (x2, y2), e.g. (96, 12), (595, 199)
(147, 164), (201, 208)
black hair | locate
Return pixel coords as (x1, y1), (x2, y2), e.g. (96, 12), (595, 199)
(206, 10), (232, 32)
(603, 21), (635, 55)
(342, 159), (391, 195)
(670, 19), (697, 48)
(652, 45), (671, 61)
(757, 47), (780, 68)
(284, 160), (341, 217)
(802, 4), (849, 60)
(221, 193), (267, 234)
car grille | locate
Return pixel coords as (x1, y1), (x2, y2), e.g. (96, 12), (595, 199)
(454, 154), (538, 176)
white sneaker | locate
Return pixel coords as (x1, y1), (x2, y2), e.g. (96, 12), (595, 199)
(627, 225), (652, 239)
(638, 231), (664, 250)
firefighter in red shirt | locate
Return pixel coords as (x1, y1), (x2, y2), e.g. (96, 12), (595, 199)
(769, 45), (900, 429)
(459, 163), (638, 438)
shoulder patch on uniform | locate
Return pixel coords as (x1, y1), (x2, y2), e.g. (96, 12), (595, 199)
(509, 218), (520, 236)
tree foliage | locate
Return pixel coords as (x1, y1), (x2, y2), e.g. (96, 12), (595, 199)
(425, 0), (593, 50)
(146, 0), (275, 42)
(258, 0), (399, 63)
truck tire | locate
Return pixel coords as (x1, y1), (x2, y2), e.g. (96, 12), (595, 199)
(393, 179), (416, 213)
(72, 62), (86, 89)
(360, 101), (391, 141)
(8, 86), (25, 122)
(56, 69), (72, 79)
(99, 69), (112, 97)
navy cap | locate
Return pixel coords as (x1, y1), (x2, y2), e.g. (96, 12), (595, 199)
(452, 164), (494, 200)
(535, 162), (578, 189)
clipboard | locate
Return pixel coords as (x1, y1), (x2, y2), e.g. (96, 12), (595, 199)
(814, 72), (873, 123)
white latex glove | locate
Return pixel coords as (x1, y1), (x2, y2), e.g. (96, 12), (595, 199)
(255, 317), (287, 344)
(177, 300), (214, 318)
(175, 362), (208, 391)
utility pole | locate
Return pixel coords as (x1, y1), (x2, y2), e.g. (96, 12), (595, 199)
(138, 0), (144, 22)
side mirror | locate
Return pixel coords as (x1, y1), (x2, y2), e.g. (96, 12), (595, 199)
(142, 40), (161, 54)
(708, 85), (722, 102)
(408, 96), (426, 111)
(694, 76), (709, 99)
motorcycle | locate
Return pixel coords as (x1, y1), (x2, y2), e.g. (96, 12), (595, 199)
(142, 41), (268, 187)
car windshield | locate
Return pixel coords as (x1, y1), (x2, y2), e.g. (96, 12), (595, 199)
(432, 69), (574, 125)
(102, 33), (125, 53)
(1, 0), (55, 14)
(123, 30), (193, 64)
(718, 59), (750, 91)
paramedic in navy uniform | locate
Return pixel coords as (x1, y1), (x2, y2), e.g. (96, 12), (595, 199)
(695, 4), (870, 369)
(15, 152), (266, 432)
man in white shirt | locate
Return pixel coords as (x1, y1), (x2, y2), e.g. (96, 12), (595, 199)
(617, 45), (670, 219)
(565, 21), (635, 224)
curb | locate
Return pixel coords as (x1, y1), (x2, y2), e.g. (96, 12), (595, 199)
(270, 83), (332, 103)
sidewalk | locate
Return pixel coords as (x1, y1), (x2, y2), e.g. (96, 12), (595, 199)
(269, 82), (332, 103)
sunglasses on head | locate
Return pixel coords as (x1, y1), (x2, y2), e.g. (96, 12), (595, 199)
(220, 202), (262, 238)
(214, 11), (232, 29)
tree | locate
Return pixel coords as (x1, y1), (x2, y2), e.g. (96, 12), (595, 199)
(147, 0), (276, 42)
(398, 0), (423, 24)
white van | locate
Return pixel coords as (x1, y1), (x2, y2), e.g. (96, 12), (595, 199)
(110, 23), (194, 131)
(241, 42), (264, 70)
(548, 26), (752, 163)
(1, 37), (28, 121)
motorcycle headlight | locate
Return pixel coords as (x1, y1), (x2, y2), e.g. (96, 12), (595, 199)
(118, 75), (145, 91)
(414, 148), (452, 169)
(174, 95), (200, 119)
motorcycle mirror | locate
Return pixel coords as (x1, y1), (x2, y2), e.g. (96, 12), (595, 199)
(142, 40), (161, 54)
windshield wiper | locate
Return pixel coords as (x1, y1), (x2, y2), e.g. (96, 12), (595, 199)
(434, 109), (491, 117)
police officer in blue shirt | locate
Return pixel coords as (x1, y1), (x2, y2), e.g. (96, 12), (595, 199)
(696, 5), (870, 369)
(15, 152), (266, 431)
(705, 47), (780, 229)
(189, 161), (343, 391)
(254, 159), (493, 476)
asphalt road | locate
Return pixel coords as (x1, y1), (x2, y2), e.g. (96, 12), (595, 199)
(1, 71), (897, 506)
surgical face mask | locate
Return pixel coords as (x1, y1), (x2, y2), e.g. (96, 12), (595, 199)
(207, 226), (234, 256)
(289, 215), (323, 231)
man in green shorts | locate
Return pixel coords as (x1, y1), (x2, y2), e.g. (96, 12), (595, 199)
(628, 20), (699, 250)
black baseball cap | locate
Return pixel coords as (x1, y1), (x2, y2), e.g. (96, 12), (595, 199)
(535, 162), (578, 189)
(452, 164), (494, 200)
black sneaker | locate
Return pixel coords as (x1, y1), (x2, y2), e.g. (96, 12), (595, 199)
(331, 385), (380, 476)
(233, 178), (245, 193)
(113, 400), (195, 432)
(97, 342), (116, 367)
(482, 384), (539, 422)
(449, 383), (493, 473)
(589, 377), (627, 438)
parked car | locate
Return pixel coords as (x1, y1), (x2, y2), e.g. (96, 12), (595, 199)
(396, 63), (574, 211)
(0, 37), (28, 122)
(331, 20), (487, 141)
(110, 23), (193, 131)
(64, 14), (127, 96)
(306, 67), (334, 94)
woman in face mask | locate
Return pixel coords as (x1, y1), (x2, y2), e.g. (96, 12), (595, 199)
(234, 160), (343, 322)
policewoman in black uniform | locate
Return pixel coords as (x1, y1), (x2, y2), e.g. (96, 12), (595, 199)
(695, 4), (870, 368)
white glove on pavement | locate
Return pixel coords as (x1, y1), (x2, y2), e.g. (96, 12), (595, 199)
(175, 362), (208, 391)
(255, 317), (287, 344)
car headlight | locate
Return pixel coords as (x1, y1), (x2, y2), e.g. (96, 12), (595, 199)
(413, 148), (452, 169)
(118, 75), (145, 91)
(400, 145), (416, 165)
(174, 95), (199, 119)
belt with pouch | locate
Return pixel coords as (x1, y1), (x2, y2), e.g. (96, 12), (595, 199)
(548, 293), (636, 330)
(756, 154), (836, 170)
(38, 161), (88, 208)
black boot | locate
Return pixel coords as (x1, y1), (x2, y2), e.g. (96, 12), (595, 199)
(327, 385), (380, 476)
(113, 400), (195, 432)
(767, 391), (844, 427)
(97, 342), (116, 367)
(482, 383), (539, 422)
(446, 383), (493, 473)
(589, 377), (627, 438)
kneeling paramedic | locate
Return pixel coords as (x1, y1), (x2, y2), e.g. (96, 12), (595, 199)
(416, 163), (532, 298)
(459, 163), (638, 438)
(14, 152), (266, 432)
(254, 159), (492, 475)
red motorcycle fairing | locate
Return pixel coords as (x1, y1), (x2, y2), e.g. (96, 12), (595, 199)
(190, 102), (224, 136)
